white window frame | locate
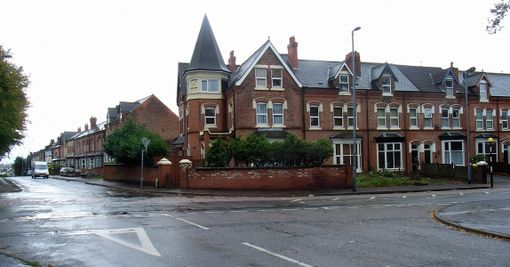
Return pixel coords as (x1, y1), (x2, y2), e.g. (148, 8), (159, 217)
(409, 107), (418, 128)
(272, 103), (284, 126)
(333, 106), (343, 128)
(309, 105), (320, 128)
(445, 78), (454, 97)
(347, 106), (357, 129)
(424, 106), (433, 129)
(339, 74), (349, 93)
(389, 107), (399, 128)
(377, 107), (386, 129)
(382, 76), (392, 95)
(441, 107), (450, 129)
(486, 109), (494, 130)
(201, 79), (220, 92)
(501, 109), (509, 130)
(255, 68), (267, 88)
(479, 81), (488, 101)
(452, 108), (461, 129)
(377, 142), (403, 170)
(333, 140), (362, 172)
(271, 69), (283, 88)
(442, 140), (465, 166)
(204, 107), (216, 127)
(475, 109), (484, 130)
(423, 143), (434, 164)
(256, 102), (268, 126)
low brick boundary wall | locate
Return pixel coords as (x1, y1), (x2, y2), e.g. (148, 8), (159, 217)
(103, 165), (171, 187)
(183, 165), (352, 190)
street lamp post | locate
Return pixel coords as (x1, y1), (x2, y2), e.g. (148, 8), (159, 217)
(351, 26), (361, 192)
(463, 67), (476, 184)
(487, 137), (494, 188)
(140, 137), (151, 188)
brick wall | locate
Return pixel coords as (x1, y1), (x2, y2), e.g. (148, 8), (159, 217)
(184, 165), (352, 190)
(103, 164), (172, 188)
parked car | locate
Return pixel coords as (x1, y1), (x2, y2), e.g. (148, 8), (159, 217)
(60, 167), (75, 176)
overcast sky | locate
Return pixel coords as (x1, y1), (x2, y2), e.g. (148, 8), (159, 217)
(1, 0), (509, 163)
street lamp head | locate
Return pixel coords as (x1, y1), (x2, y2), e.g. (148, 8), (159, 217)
(466, 67), (476, 73)
(353, 26), (361, 32)
(487, 137), (494, 143)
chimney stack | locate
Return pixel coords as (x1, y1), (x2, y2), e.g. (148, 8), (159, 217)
(345, 51), (361, 77)
(90, 117), (97, 129)
(84, 123), (89, 131)
(287, 36), (298, 69)
(228, 50), (237, 72)
(449, 62), (459, 80)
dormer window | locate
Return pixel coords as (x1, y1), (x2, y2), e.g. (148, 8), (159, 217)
(255, 68), (267, 88)
(271, 69), (282, 88)
(339, 74), (349, 93)
(445, 79), (453, 97)
(480, 81), (488, 101)
(382, 76), (392, 95)
(201, 79), (220, 92)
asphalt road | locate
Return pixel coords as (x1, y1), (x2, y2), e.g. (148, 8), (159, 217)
(0, 176), (509, 266)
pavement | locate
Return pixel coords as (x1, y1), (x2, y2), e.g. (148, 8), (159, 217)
(1, 175), (509, 242)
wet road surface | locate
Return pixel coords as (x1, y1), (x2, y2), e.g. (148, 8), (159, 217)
(1, 176), (509, 266)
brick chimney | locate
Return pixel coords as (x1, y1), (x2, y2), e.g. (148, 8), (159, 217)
(78, 127), (81, 132)
(84, 123), (89, 131)
(287, 36), (298, 69)
(90, 117), (97, 129)
(228, 50), (236, 72)
(345, 51), (361, 77)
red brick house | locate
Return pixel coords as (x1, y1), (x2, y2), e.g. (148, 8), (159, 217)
(65, 117), (106, 170)
(179, 16), (510, 172)
(104, 94), (179, 163)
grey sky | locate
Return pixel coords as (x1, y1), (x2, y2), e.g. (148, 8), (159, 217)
(1, 0), (508, 163)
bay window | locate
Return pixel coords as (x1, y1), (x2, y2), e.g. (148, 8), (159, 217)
(377, 143), (402, 170)
(442, 140), (464, 166)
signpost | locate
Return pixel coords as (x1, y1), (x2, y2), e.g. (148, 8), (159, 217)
(140, 137), (150, 188)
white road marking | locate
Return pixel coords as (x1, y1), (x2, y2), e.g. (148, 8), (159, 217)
(242, 242), (313, 267)
(369, 196), (375, 200)
(402, 195), (407, 199)
(281, 208), (298, 211)
(431, 194), (436, 198)
(162, 213), (174, 217)
(62, 228), (161, 257)
(176, 217), (209, 230)
(333, 197), (341, 201)
(485, 191), (490, 195)
(304, 207), (319, 210)
(299, 202), (306, 204)
(204, 211), (223, 214)
(459, 193), (464, 196)
(290, 198), (302, 202)
(230, 210), (248, 213)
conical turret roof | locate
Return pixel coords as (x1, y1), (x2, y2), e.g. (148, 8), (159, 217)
(187, 15), (230, 73)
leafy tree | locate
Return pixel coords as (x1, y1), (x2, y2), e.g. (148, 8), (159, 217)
(0, 46), (30, 157)
(205, 138), (229, 167)
(13, 156), (24, 176)
(487, 0), (510, 33)
(303, 139), (334, 167)
(103, 119), (169, 165)
(245, 134), (270, 167)
(227, 137), (249, 167)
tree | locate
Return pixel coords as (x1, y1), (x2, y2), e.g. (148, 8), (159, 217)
(487, 0), (510, 34)
(13, 156), (24, 176)
(205, 138), (229, 167)
(0, 46), (30, 158)
(103, 119), (169, 165)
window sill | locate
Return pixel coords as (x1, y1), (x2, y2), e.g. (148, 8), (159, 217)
(254, 87), (269, 91)
(441, 127), (451, 130)
(480, 99), (489, 103)
(446, 96), (456, 99)
(501, 129), (510, 131)
(272, 124), (286, 128)
(347, 127), (360, 130)
(271, 87), (285, 91)
(256, 124), (269, 128)
(382, 93), (393, 97)
(204, 125), (217, 129)
(409, 126), (419, 130)
(309, 127), (322, 130)
(452, 127), (463, 130)
(389, 127), (401, 130)
(423, 127), (434, 130)
(338, 92), (351, 96)
(333, 126), (345, 130)
(377, 127), (388, 130)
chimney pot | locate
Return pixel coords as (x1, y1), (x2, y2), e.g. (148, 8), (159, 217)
(90, 117), (97, 129)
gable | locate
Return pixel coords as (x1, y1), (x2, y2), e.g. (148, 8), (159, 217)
(234, 41), (302, 87)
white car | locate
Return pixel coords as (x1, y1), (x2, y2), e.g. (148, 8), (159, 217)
(32, 161), (49, 179)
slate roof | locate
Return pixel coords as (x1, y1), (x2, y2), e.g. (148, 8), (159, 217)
(486, 73), (510, 97)
(186, 15), (230, 73)
(229, 41), (269, 86)
(72, 121), (106, 139)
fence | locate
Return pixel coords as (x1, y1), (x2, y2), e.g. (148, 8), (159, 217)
(421, 163), (486, 183)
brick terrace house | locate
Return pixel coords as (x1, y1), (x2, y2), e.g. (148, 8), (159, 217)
(177, 16), (510, 172)
(65, 117), (106, 170)
(104, 94), (179, 163)
(50, 131), (78, 166)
